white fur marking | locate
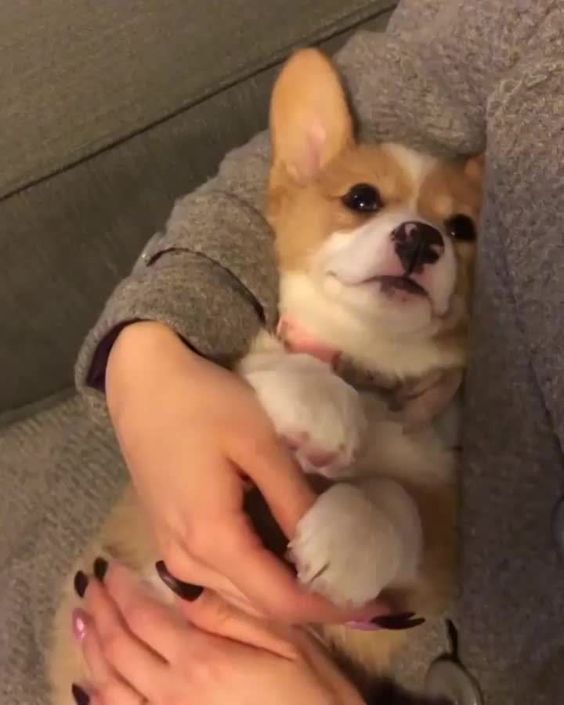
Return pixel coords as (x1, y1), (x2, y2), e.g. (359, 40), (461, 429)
(383, 143), (437, 208)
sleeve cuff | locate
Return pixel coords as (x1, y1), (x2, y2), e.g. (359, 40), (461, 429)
(75, 251), (265, 396)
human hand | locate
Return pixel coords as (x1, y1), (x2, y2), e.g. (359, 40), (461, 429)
(72, 562), (366, 705)
(105, 322), (387, 624)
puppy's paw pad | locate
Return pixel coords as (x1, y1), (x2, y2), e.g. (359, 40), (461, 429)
(284, 433), (349, 476)
(290, 485), (401, 606)
(244, 353), (366, 477)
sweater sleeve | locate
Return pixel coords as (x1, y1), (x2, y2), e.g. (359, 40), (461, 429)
(75, 0), (546, 394)
(75, 134), (279, 393)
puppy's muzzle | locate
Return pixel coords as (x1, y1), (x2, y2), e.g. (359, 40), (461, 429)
(392, 222), (444, 275)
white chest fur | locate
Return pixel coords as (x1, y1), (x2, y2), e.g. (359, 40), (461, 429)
(239, 334), (456, 607)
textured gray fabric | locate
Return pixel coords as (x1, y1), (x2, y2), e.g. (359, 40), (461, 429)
(3, 1), (564, 704)
(0, 4), (393, 415)
(0, 395), (126, 705)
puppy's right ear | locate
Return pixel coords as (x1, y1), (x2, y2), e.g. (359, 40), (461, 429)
(270, 49), (354, 186)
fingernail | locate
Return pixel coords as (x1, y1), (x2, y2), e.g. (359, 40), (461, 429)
(93, 556), (109, 582)
(371, 612), (426, 630)
(345, 620), (383, 631)
(155, 561), (204, 601)
(73, 571), (88, 599)
(346, 611), (415, 629)
(72, 609), (88, 642)
(71, 683), (90, 705)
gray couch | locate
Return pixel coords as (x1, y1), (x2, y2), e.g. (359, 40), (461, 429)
(1, 0), (396, 425)
(0, 2), (396, 702)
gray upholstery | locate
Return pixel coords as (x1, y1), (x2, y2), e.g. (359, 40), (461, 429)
(0, 0), (395, 417)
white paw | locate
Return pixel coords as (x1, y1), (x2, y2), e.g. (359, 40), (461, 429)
(241, 351), (366, 478)
(289, 484), (404, 606)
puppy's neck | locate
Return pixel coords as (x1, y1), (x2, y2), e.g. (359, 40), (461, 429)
(279, 272), (465, 381)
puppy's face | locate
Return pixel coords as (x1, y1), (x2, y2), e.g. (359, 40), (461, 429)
(268, 50), (483, 353)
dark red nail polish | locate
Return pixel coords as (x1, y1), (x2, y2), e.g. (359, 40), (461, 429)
(71, 683), (90, 705)
(73, 571), (88, 599)
(93, 556), (108, 582)
(371, 612), (426, 630)
(155, 561), (204, 601)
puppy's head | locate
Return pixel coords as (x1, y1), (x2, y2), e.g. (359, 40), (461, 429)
(268, 49), (483, 375)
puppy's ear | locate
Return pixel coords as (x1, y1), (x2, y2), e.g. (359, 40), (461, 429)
(270, 49), (354, 185)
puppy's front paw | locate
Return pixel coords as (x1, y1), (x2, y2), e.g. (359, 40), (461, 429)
(289, 484), (404, 607)
(242, 352), (366, 477)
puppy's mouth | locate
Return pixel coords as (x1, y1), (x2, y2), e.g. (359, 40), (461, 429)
(371, 275), (428, 298)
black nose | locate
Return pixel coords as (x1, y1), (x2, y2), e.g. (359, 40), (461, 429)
(392, 221), (444, 274)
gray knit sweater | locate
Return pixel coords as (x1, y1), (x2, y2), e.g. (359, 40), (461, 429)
(3, 1), (564, 703)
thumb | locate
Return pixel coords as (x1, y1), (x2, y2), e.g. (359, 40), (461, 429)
(232, 435), (317, 538)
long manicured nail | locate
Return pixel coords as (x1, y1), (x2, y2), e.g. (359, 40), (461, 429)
(345, 620), (383, 631)
(371, 612), (426, 630)
(155, 561), (204, 601)
(93, 556), (109, 582)
(72, 609), (88, 642)
(73, 571), (88, 599)
(71, 683), (90, 705)
(346, 612), (425, 630)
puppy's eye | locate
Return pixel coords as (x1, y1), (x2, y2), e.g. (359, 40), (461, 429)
(342, 184), (382, 213)
(445, 214), (477, 242)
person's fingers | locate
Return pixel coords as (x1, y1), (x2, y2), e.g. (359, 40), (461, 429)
(228, 431), (317, 539)
(157, 532), (247, 602)
(72, 624), (144, 705)
(87, 694), (106, 705)
(103, 562), (221, 665)
(291, 632), (366, 705)
(176, 589), (298, 659)
(188, 510), (390, 624)
(80, 630), (145, 704)
(86, 679), (144, 705)
(84, 577), (169, 698)
(76, 611), (113, 686)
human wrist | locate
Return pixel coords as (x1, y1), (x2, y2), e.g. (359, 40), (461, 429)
(105, 321), (200, 422)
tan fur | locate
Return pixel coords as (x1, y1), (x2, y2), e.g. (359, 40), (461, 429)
(270, 145), (414, 271)
(48, 49), (482, 703)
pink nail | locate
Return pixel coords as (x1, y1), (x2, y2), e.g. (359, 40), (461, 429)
(72, 609), (88, 642)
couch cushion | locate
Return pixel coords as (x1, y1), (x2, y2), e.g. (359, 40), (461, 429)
(2, 0), (396, 199)
(0, 2), (395, 415)
(0, 394), (127, 704)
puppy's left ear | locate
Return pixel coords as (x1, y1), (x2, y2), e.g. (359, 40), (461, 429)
(270, 48), (354, 185)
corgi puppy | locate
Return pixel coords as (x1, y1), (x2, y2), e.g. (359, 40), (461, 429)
(48, 49), (482, 704)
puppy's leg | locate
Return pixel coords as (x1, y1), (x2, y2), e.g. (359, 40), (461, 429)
(313, 473), (456, 677)
(290, 479), (423, 607)
(240, 335), (366, 476)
